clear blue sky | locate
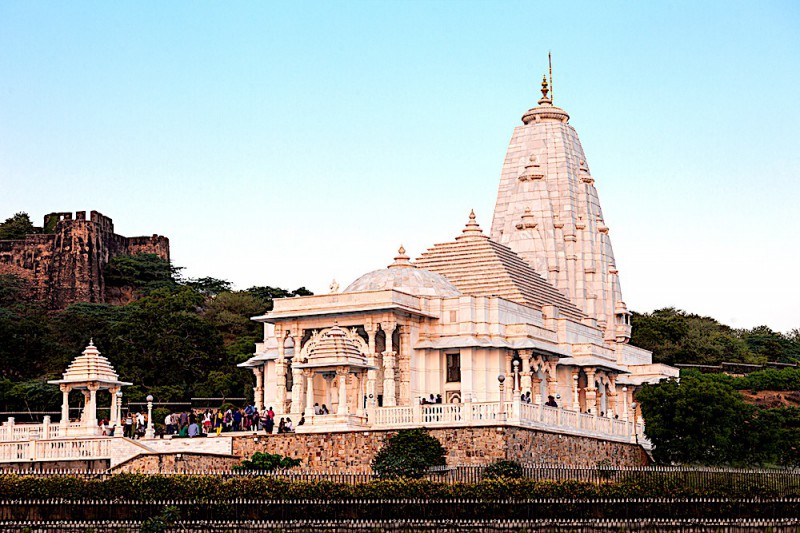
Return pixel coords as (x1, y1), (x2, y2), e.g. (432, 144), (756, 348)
(1, 1), (798, 332)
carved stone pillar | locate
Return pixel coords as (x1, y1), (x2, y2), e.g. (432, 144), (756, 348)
(87, 383), (99, 429)
(108, 387), (120, 427)
(366, 326), (378, 407)
(607, 375), (617, 417)
(504, 350), (513, 402)
(305, 370), (316, 417)
(337, 369), (349, 415)
(398, 326), (411, 406)
(571, 370), (580, 411)
(291, 366), (304, 414)
(585, 368), (597, 414)
(60, 384), (71, 427)
(382, 352), (397, 407)
(519, 350), (533, 396)
(275, 359), (287, 413)
(531, 375), (542, 404)
(252, 368), (264, 411)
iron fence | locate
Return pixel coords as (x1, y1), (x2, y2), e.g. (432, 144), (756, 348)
(0, 498), (799, 523)
(2, 464), (800, 495)
(1, 518), (800, 532)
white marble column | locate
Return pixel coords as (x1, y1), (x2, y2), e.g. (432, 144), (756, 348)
(253, 368), (264, 411)
(337, 369), (349, 415)
(398, 326), (411, 405)
(571, 370), (580, 411)
(520, 350), (533, 396)
(585, 368), (597, 414)
(305, 370), (315, 417)
(60, 385), (70, 428)
(382, 353), (396, 407)
(366, 326), (378, 407)
(108, 387), (119, 427)
(275, 358), (288, 413)
(87, 383), (99, 430)
(291, 366), (304, 414)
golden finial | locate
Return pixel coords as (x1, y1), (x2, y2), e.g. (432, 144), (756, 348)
(540, 75), (549, 100)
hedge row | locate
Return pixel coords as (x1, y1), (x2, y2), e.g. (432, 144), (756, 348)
(1, 473), (797, 500)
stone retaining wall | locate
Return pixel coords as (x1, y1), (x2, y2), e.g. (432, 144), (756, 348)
(232, 425), (649, 472)
(111, 452), (240, 473)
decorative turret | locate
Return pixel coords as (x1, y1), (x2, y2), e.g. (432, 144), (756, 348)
(456, 210), (488, 241)
(387, 245), (415, 269)
(521, 74), (570, 124)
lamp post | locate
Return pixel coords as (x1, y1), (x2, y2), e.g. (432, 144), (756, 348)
(145, 394), (155, 439)
(497, 374), (506, 418)
(115, 391), (123, 437)
(630, 401), (638, 443)
(622, 386), (628, 421)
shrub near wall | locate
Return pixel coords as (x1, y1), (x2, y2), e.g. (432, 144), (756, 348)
(0, 473), (798, 500)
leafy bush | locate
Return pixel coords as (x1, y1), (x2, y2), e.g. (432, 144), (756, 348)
(235, 452), (301, 471)
(372, 428), (446, 479)
(483, 460), (523, 479)
(1, 473), (798, 501)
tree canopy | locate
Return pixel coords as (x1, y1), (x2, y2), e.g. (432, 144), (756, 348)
(0, 212), (37, 240)
(631, 308), (799, 366)
(0, 254), (313, 415)
(638, 369), (800, 466)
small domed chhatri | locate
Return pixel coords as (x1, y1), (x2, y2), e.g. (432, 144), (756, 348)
(344, 245), (462, 298)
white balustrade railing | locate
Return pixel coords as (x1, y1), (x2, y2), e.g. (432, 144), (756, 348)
(0, 437), (111, 463)
(1, 418), (106, 442)
(369, 400), (648, 445)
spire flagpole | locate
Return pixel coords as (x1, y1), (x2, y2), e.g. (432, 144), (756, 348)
(548, 51), (553, 103)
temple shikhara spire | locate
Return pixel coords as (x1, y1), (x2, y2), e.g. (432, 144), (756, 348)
(491, 60), (631, 344)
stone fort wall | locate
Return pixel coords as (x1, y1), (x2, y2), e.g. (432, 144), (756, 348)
(0, 211), (169, 309)
(232, 425), (650, 472)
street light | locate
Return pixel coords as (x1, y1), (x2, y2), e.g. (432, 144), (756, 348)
(145, 394), (155, 439)
(497, 374), (506, 416)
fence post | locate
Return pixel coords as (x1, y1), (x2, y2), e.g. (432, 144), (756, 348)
(463, 396), (472, 423)
(4, 417), (14, 441)
(42, 416), (51, 440)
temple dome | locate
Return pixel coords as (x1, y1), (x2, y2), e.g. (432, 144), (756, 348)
(344, 246), (461, 298)
(48, 340), (131, 386)
(307, 326), (363, 360)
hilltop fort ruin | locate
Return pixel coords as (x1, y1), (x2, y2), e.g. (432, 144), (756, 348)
(0, 210), (169, 309)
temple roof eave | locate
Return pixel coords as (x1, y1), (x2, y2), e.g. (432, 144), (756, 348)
(47, 378), (133, 387)
(251, 289), (441, 323)
(556, 356), (629, 374)
(293, 361), (378, 371)
(415, 336), (572, 358)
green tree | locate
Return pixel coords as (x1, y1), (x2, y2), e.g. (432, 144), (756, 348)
(246, 286), (314, 311)
(182, 277), (232, 297)
(483, 459), (523, 479)
(104, 253), (179, 295)
(638, 371), (764, 465)
(372, 428), (446, 478)
(631, 307), (752, 366)
(739, 326), (800, 363)
(0, 212), (37, 240)
(108, 287), (224, 396)
(235, 452), (301, 471)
